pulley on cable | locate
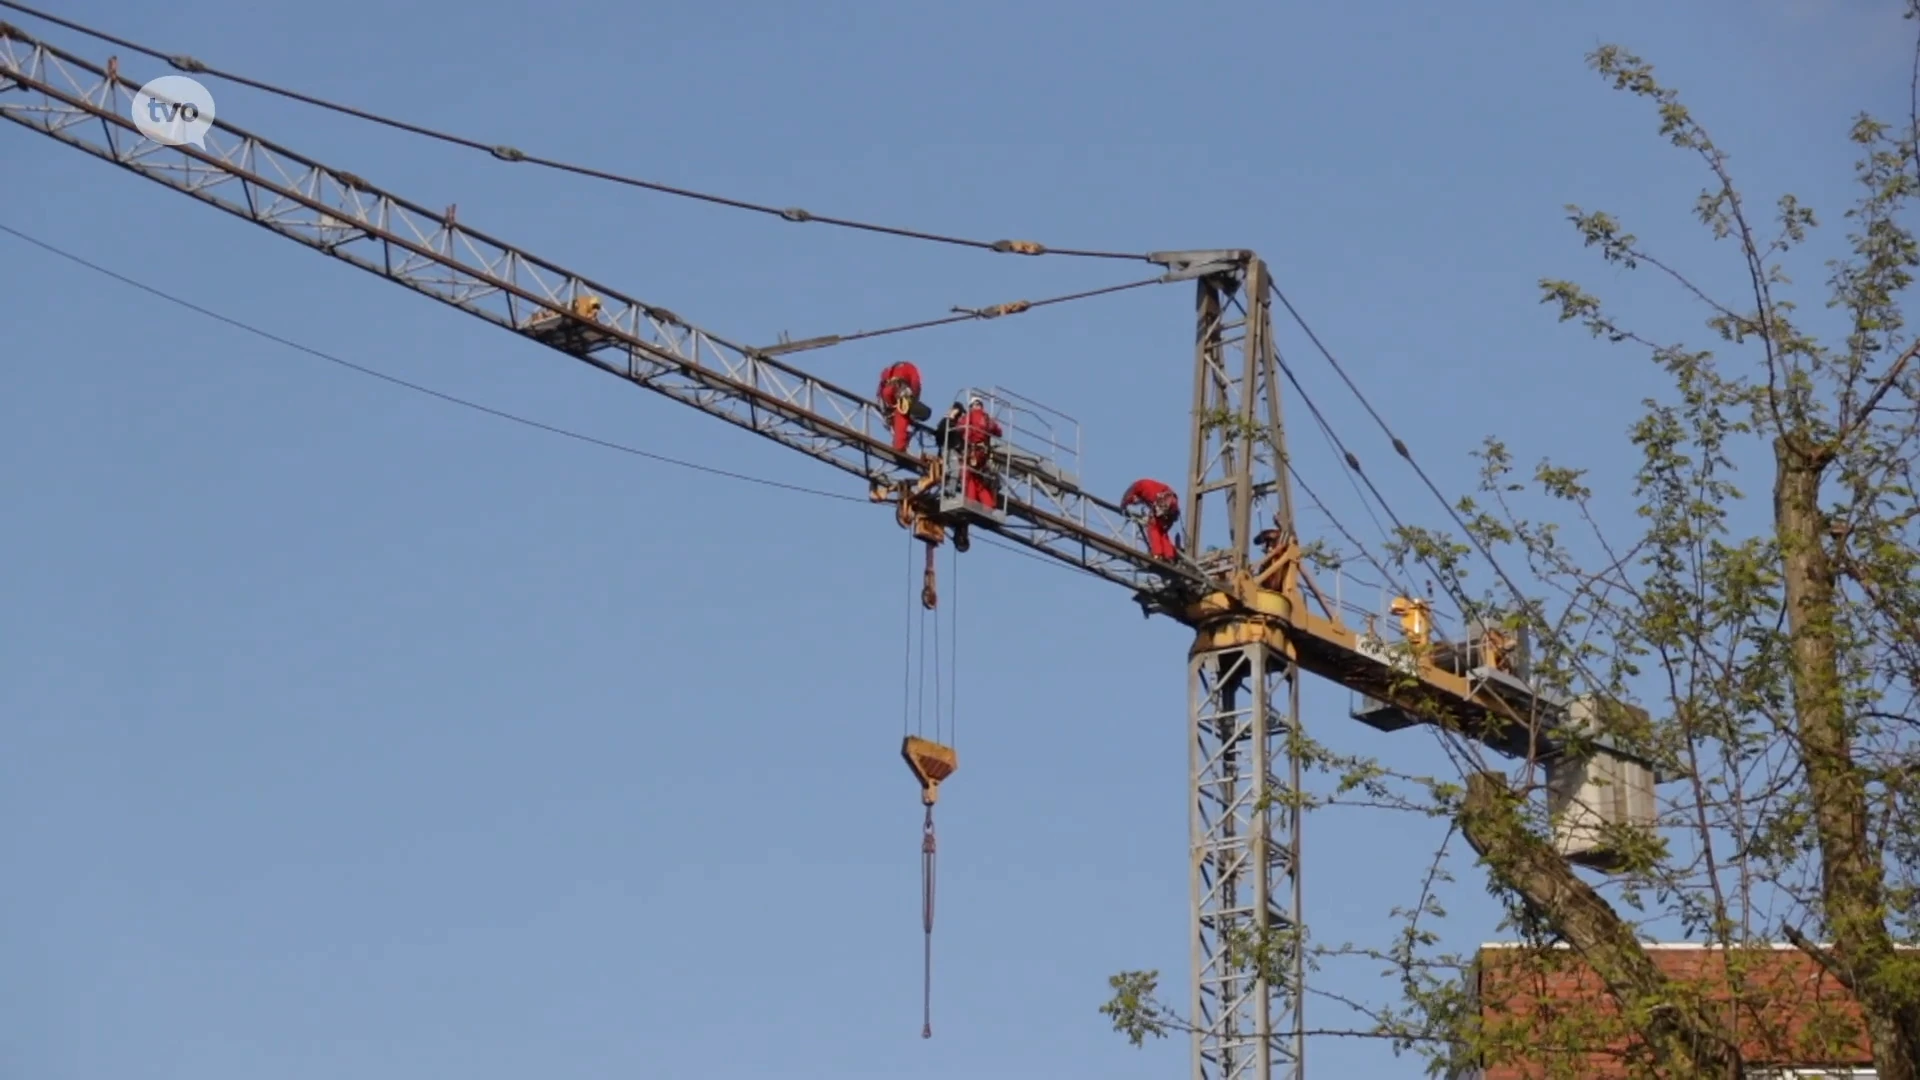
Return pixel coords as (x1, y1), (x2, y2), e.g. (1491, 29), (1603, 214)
(897, 537), (961, 1039)
(869, 441), (958, 612)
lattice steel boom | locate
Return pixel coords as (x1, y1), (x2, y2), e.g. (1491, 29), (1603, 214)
(0, 26), (1229, 597)
(0, 18), (1588, 765)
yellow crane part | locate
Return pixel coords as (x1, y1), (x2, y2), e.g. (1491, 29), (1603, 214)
(1389, 595), (1433, 649)
(521, 292), (602, 330)
(901, 735), (957, 806)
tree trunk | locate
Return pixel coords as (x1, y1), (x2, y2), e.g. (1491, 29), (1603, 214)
(1460, 772), (1740, 1077)
(1773, 436), (1920, 1080)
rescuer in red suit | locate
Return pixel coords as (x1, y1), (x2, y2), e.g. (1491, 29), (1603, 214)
(1121, 478), (1182, 561)
(877, 361), (927, 452)
(957, 395), (1002, 510)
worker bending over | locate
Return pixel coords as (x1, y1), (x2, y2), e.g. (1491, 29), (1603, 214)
(1121, 478), (1182, 561)
(956, 396), (1002, 510)
(877, 361), (930, 452)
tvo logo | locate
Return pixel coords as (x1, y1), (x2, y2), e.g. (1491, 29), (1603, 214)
(145, 97), (200, 124)
(130, 75), (216, 148)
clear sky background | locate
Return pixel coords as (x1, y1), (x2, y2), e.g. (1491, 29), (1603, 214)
(1, 1), (1911, 1077)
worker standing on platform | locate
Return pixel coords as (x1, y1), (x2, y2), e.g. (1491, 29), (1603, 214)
(957, 395), (1002, 510)
(877, 361), (928, 453)
(1121, 478), (1182, 561)
(933, 401), (964, 451)
(928, 402), (974, 551)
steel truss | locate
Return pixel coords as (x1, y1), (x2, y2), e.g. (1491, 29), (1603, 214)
(1189, 643), (1304, 1080)
(1185, 259), (1291, 577)
(1185, 264), (1306, 1080)
(0, 26), (1224, 596)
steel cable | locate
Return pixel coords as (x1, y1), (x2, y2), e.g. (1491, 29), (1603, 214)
(0, 0), (1153, 262)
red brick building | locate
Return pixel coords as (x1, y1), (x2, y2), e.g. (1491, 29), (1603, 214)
(1451, 943), (1886, 1079)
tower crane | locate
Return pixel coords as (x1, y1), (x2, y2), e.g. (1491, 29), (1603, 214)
(0, 20), (1675, 1080)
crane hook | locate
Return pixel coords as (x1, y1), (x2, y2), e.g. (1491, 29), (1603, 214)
(921, 540), (938, 610)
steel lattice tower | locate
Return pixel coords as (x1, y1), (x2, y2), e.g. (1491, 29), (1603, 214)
(1183, 259), (1306, 1080)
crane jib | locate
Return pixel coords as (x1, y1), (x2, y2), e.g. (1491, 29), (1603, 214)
(0, 21), (1668, 776)
(0, 23), (1202, 600)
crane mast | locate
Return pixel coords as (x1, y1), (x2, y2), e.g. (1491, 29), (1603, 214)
(1184, 264), (1305, 1080)
(2, 23), (1666, 1080)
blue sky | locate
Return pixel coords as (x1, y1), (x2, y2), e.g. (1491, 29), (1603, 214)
(1, 1), (1910, 1077)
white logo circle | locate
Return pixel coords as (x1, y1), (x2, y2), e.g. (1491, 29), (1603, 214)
(130, 75), (216, 148)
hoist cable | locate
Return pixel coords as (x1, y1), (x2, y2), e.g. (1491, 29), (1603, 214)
(915, 606), (930, 738)
(931, 585), (945, 745)
(948, 547), (960, 750)
(902, 534), (916, 738)
(920, 804), (938, 1039)
(0, 0), (1153, 263)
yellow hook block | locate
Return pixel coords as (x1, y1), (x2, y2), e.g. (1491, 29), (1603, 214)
(902, 735), (957, 806)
